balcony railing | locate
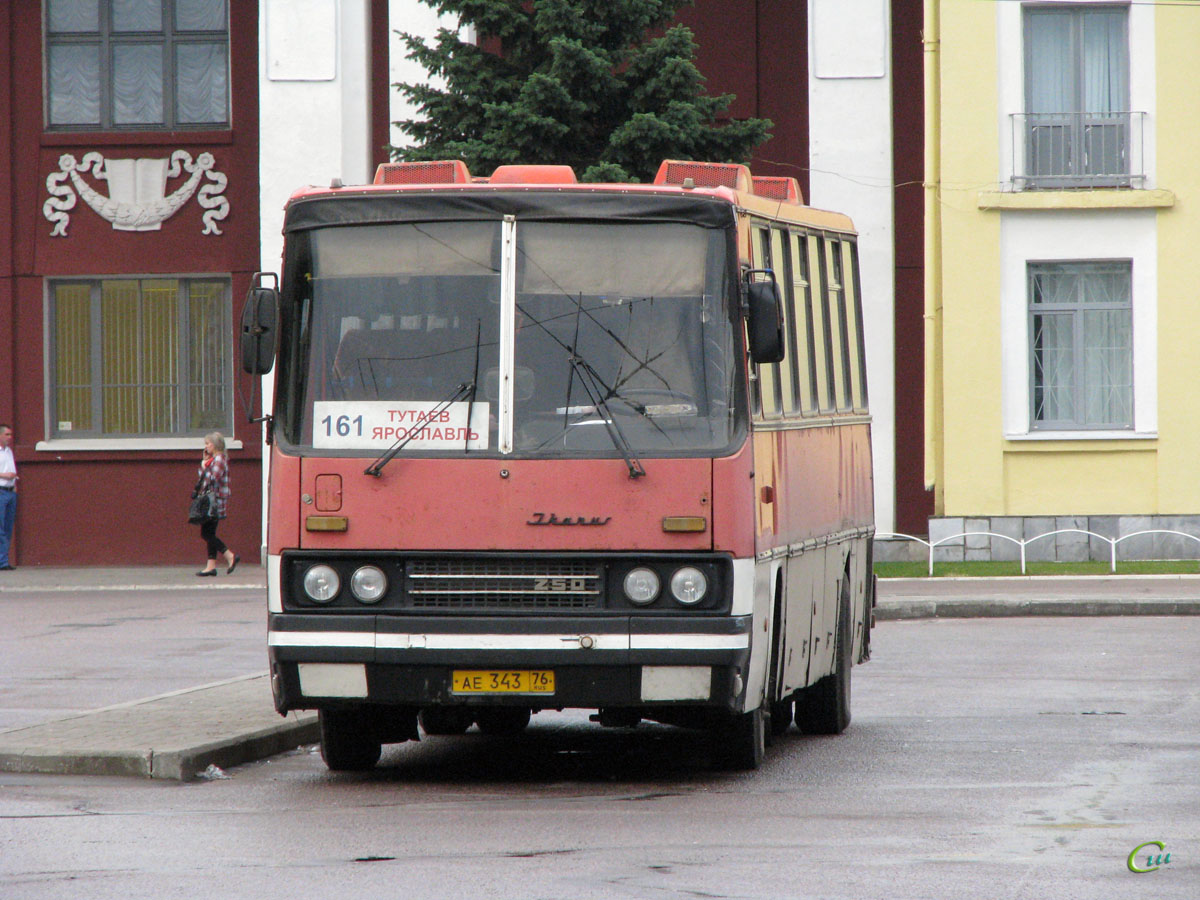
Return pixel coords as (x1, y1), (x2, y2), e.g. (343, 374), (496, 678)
(1011, 111), (1146, 189)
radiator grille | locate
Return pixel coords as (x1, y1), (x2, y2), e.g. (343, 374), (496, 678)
(407, 559), (602, 610)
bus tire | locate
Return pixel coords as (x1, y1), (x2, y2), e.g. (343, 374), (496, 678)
(419, 706), (474, 736)
(796, 575), (852, 735)
(711, 706), (765, 771)
(474, 707), (531, 735)
(319, 709), (382, 771)
(769, 698), (794, 737)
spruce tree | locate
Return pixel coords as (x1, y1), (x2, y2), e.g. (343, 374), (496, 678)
(392, 0), (772, 182)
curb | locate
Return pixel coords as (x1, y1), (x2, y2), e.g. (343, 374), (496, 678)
(0, 718), (320, 780)
(876, 598), (1200, 620)
(0, 674), (318, 781)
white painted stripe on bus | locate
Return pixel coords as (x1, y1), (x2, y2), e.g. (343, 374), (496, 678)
(730, 557), (756, 616)
(378, 633), (630, 651)
(267, 554), (283, 613)
(631, 634), (749, 651)
(269, 631), (748, 652)
(269, 631), (375, 648)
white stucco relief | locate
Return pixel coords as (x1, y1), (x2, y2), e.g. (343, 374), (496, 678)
(43, 150), (230, 236)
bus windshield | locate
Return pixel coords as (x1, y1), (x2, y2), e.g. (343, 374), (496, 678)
(285, 218), (739, 458)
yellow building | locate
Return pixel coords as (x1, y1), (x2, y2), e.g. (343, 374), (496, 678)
(918, 0), (1200, 562)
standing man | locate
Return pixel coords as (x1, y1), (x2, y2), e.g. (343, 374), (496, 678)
(0, 424), (17, 570)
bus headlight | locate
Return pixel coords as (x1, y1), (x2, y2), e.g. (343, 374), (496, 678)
(670, 567), (708, 605)
(623, 567), (660, 605)
(303, 565), (341, 603)
(350, 565), (387, 603)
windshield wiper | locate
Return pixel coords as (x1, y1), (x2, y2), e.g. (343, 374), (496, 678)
(566, 353), (645, 479)
(364, 381), (473, 477)
(464, 319), (482, 453)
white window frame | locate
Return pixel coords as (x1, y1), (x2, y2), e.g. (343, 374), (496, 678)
(1001, 209), (1156, 440)
(1027, 259), (1133, 430)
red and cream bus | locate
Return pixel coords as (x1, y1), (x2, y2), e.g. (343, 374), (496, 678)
(242, 158), (875, 771)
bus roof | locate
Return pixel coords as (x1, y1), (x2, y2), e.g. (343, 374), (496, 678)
(285, 159), (856, 236)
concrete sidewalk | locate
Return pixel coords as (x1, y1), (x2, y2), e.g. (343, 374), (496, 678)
(1, 567), (1198, 781)
(876, 574), (1200, 619)
(0, 564), (317, 781)
(0, 563), (266, 592)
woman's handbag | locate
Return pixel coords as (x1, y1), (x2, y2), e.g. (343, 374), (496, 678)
(188, 473), (218, 524)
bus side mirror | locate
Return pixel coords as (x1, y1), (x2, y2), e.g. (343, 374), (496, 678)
(745, 275), (785, 364)
(241, 273), (279, 374)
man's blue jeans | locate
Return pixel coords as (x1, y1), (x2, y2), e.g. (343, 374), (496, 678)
(0, 490), (16, 567)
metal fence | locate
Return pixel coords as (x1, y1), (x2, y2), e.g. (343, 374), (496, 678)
(876, 529), (1200, 576)
(1010, 111), (1145, 189)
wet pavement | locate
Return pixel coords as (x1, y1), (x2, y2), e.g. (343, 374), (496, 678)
(1, 566), (1196, 780)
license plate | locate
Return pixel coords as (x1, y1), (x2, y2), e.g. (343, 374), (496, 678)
(451, 670), (555, 694)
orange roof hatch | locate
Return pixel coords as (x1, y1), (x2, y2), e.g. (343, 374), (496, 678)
(488, 165), (578, 184)
(373, 160), (473, 185)
(751, 175), (804, 205)
(653, 160), (752, 193)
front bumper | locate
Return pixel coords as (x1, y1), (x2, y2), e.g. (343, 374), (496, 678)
(268, 613), (752, 712)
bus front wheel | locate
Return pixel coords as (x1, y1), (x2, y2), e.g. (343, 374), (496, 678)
(319, 709), (382, 771)
(711, 706), (765, 771)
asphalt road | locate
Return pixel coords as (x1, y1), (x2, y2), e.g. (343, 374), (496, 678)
(2, 614), (1196, 900)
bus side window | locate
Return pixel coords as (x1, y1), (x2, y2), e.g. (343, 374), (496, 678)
(842, 240), (869, 411)
(771, 226), (799, 416)
(826, 240), (854, 412)
(789, 231), (818, 416)
(810, 236), (836, 413)
(750, 225), (781, 419)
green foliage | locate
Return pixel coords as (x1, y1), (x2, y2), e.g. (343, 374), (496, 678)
(392, 0), (772, 182)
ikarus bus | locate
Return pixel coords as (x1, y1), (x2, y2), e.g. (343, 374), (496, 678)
(241, 159), (875, 771)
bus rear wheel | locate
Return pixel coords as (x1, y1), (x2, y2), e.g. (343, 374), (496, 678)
(710, 706), (765, 770)
(796, 577), (852, 735)
(474, 707), (531, 735)
(419, 706), (474, 736)
(769, 698), (794, 738)
(319, 709), (382, 771)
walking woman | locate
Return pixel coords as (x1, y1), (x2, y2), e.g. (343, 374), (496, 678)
(195, 431), (239, 576)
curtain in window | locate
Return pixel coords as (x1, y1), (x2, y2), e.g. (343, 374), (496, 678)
(142, 281), (181, 433)
(54, 285), (94, 432)
(176, 44), (228, 124)
(48, 0), (99, 32)
(102, 282), (142, 434)
(1083, 308), (1132, 425)
(1027, 11), (1071, 114)
(113, 0), (162, 31)
(48, 45), (101, 126)
(100, 281), (180, 434)
(114, 44), (164, 125)
(176, 0), (228, 31)
(47, 0), (228, 130)
(1030, 263), (1132, 429)
(1083, 10), (1126, 113)
(52, 278), (228, 437)
(189, 283), (227, 429)
(1032, 312), (1074, 423)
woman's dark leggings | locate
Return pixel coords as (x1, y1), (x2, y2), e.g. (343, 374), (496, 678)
(200, 519), (227, 559)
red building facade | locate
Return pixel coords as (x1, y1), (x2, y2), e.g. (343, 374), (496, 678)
(2, 1), (263, 565)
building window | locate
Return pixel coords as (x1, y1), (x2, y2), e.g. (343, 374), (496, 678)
(46, 0), (229, 131)
(1028, 261), (1132, 430)
(50, 277), (232, 438)
(1020, 5), (1133, 188)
